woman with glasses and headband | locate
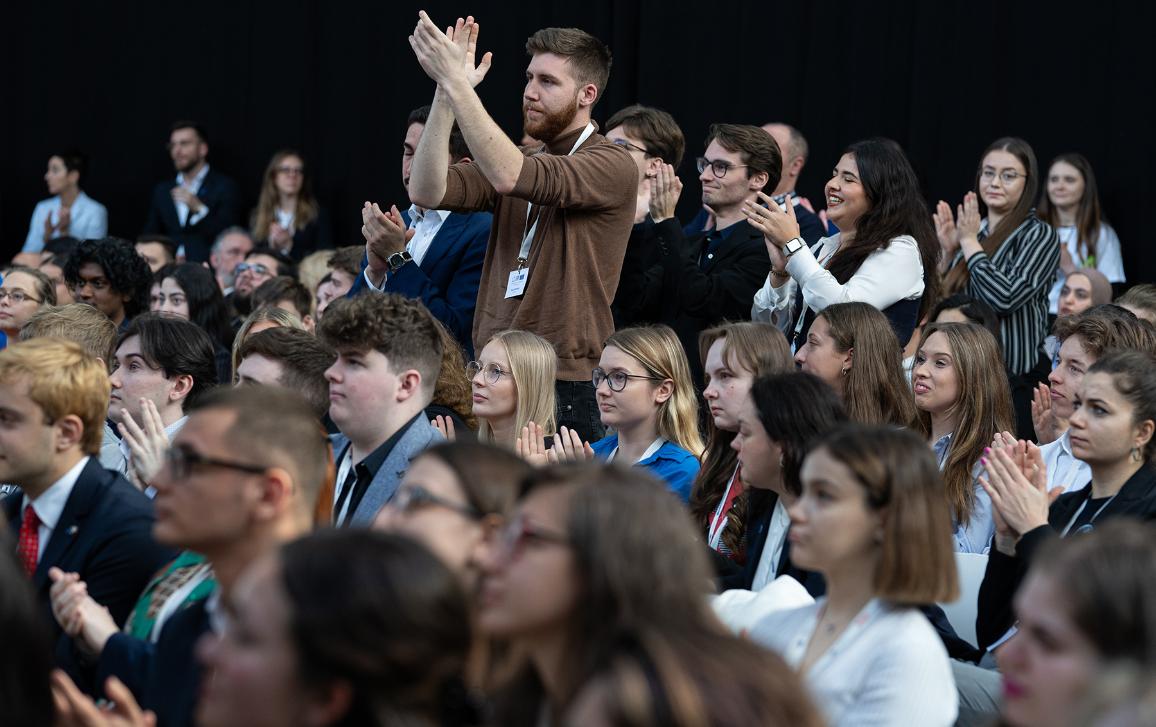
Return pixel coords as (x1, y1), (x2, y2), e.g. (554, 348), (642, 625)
(249, 149), (332, 261)
(749, 137), (941, 351)
(0, 266), (56, 345)
(935, 137), (1060, 440)
(584, 325), (704, 501)
(457, 330), (556, 453)
(479, 463), (822, 727)
(976, 350), (1156, 652)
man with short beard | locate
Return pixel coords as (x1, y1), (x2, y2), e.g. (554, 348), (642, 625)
(406, 15), (637, 444)
(143, 121), (241, 263)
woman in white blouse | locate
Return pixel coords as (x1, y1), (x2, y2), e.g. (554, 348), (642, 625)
(747, 138), (940, 350)
(749, 424), (960, 727)
(19, 150), (107, 261)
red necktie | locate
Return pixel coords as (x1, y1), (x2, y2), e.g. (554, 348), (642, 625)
(17, 504), (40, 577)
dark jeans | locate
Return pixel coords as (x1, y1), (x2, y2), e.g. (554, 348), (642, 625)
(555, 379), (605, 444)
(1009, 354), (1052, 441)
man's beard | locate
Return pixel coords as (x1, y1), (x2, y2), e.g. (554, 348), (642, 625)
(176, 155), (203, 174)
(522, 98), (579, 144)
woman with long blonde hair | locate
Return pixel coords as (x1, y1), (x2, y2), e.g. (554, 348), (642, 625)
(250, 149), (331, 261)
(470, 329), (557, 448)
(586, 325), (705, 501)
(912, 321), (1015, 553)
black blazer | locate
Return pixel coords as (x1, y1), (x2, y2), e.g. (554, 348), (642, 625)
(2, 458), (176, 684)
(976, 465), (1156, 650)
(613, 217), (773, 383)
(718, 490), (826, 597)
(142, 168), (242, 263)
(252, 207), (334, 262)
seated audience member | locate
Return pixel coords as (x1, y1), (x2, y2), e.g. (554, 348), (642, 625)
(997, 522), (1156, 727)
(935, 137), (1060, 440)
(1033, 305), (1155, 447)
(296, 250), (334, 297)
(0, 544), (55, 726)
(427, 320), (479, 433)
(63, 237), (153, 330)
(249, 149), (332, 260)
(750, 425), (960, 726)
(1116, 283), (1156, 323)
(101, 314), (219, 486)
(723, 371), (847, 594)
(229, 306), (307, 381)
(1039, 153), (1126, 313)
(750, 137), (940, 350)
(479, 463), (822, 727)
(930, 292), (1002, 343)
(587, 325), (704, 501)
(231, 246), (296, 319)
(19, 303), (117, 365)
(760, 122), (827, 245)
(614, 123), (781, 381)
(1056, 267), (1112, 319)
(354, 105), (490, 358)
(39, 245), (77, 305)
(318, 294), (444, 527)
(0, 266), (57, 343)
(55, 384), (327, 725)
(795, 302), (917, 426)
(251, 276), (315, 332)
(153, 262), (235, 378)
(235, 327), (337, 419)
(19, 150), (108, 261)
(913, 322), (1015, 553)
(465, 330), (557, 451)
(312, 247), (361, 320)
(977, 350), (1156, 652)
(208, 227), (254, 295)
(143, 121), (241, 263)
(693, 322), (793, 565)
(135, 235), (177, 273)
(374, 440), (531, 595)
(0, 339), (174, 681)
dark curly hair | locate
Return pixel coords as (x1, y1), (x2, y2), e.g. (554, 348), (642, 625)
(63, 237), (153, 318)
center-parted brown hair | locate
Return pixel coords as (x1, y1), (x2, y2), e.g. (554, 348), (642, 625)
(603, 105), (686, 169)
(237, 327), (337, 419)
(704, 124), (782, 191)
(318, 293), (443, 398)
(817, 425), (959, 605)
(0, 338), (110, 455)
(525, 28), (612, 106)
(251, 149), (320, 244)
(913, 322), (1014, 525)
(820, 302), (917, 427)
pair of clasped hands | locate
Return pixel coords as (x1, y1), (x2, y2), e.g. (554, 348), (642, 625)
(432, 416), (595, 466)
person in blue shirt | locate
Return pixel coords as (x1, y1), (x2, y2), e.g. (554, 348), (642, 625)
(585, 325), (704, 501)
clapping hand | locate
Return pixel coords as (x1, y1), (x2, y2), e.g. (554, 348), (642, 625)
(1031, 384), (1066, 445)
(268, 222), (293, 253)
(171, 186), (205, 214)
(119, 399), (170, 490)
(431, 414), (457, 441)
(362, 202), (414, 268)
(547, 426), (594, 463)
(409, 13), (493, 89)
(743, 191), (801, 248)
(647, 164), (683, 223)
(48, 568), (119, 658)
(52, 670), (156, 727)
(516, 421), (551, 467)
(933, 200), (959, 256)
(980, 442), (1064, 555)
(956, 192), (981, 242)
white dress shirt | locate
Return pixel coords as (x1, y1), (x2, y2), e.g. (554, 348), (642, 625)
(22, 456), (89, 561)
(1040, 430), (1093, 495)
(22, 191), (109, 253)
(751, 498), (791, 591)
(175, 164), (211, 228)
(751, 233), (924, 334)
(1047, 224), (1125, 314)
(363, 206), (451, 291)
(750, 598), (958, 727)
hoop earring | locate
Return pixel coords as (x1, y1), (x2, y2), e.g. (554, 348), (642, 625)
(841, 365), (849, 377)
(1132, 446), (1143, 463)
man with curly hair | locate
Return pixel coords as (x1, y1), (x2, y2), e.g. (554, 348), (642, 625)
(63, 238), (153, 330)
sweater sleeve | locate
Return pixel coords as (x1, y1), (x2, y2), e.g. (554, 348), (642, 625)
(439, 161), (500, 213)
(509, 142), (637, 211)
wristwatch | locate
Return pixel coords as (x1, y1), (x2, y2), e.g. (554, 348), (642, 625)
(387, 250), (413, 272)
(783, 237), (805, 257)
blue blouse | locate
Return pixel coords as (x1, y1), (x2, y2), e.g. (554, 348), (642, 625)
(590, 434), (700, 502)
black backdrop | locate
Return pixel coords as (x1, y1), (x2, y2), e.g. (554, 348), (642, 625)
(3, 0), (1154, 286)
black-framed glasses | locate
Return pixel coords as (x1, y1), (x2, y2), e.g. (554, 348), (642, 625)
(696, 157), (750, 178)
(234, 262), (270, 276)
(164, 445), (268, 480)
(498, 513), (569, 562)
(611, 138), (649, 155)
(592, 367), (664, 392)
(466, 361), (509, 385)
(386, 484), (482, 519)
(0, 289), (42, 304)
(980, 169), (1027, 185)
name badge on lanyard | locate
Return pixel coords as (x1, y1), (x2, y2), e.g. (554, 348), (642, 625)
(505, 122), (596, 299)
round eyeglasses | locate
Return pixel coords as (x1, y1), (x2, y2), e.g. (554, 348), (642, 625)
(466, 361), (509, 385)
(696, 156), (750, 179)
(592, 367), (664, 392)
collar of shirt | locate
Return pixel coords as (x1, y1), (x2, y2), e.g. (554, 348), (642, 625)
(176, 164), (211, 193)
(118, 415), (189, 464)
(931, 432), (954, 468)
(406, 206), (451, 267)
(345, 412), (424, 482)
(22, 456), (90, 531)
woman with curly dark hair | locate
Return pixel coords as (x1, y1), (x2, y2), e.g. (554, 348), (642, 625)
(63, 237), (153, 329)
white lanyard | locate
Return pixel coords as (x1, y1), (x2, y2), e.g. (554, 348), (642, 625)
(517, 122), (596, 264)
(790, 237), (839, 346)
(607, 436), (665, 465)
(1060, 490), (1117, 537)
(708, 465), (741, 549)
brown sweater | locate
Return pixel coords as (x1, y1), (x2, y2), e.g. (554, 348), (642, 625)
(439, 124), (638, 380)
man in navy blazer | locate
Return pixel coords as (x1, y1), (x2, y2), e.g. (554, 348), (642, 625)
(318, 293), (444, 526)
(351, 105), (490, 357)
(0, 338), (174, 683)
(142, 121), (242, 263)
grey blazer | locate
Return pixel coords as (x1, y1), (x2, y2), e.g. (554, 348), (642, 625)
(330, 417), (443, 527)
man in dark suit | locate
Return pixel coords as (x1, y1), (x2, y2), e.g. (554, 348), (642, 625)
(318, 293), (444, 527)
(352, 104), (491, 358)
(142, 121), (242, 263)
(614, 123), (781, 383)
(0, 338), (174, 682)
